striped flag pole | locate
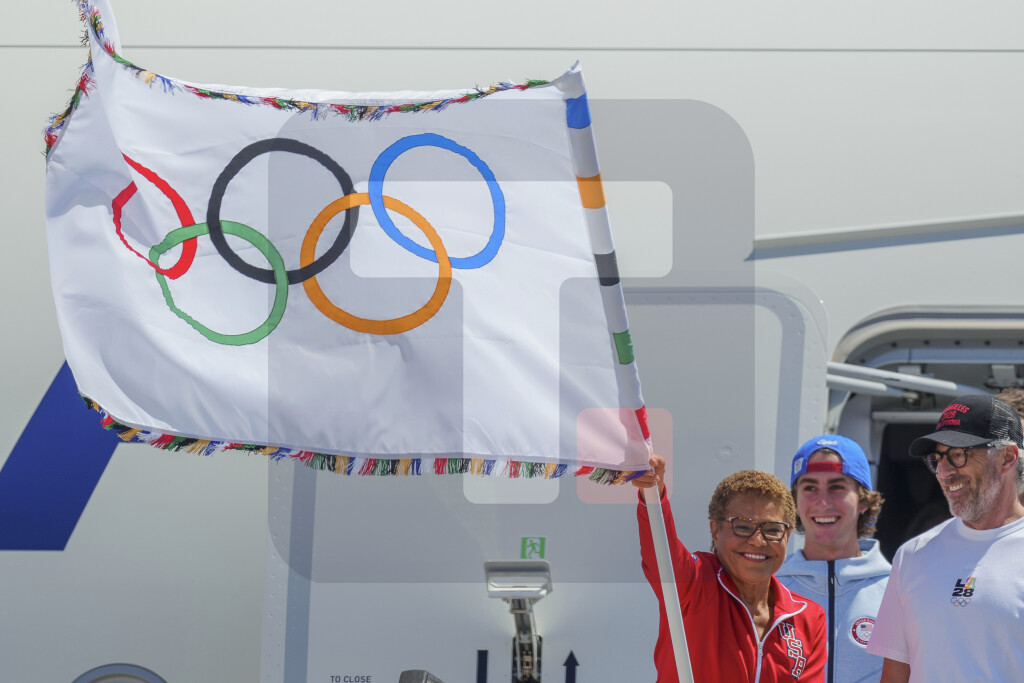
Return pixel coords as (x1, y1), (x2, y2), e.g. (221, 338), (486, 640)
(560, 68), (694, 683)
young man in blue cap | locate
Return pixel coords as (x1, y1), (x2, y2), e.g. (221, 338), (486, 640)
(867, 394), (1024, 682)
(777, 434), (890, 683)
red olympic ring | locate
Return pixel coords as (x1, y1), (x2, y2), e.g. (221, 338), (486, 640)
(112, 154), (197, 279)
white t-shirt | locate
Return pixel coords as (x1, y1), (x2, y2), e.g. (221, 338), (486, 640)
(866, 515), (1024, 682)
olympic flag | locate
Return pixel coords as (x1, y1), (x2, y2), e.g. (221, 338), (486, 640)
(44, 0), (651, 482)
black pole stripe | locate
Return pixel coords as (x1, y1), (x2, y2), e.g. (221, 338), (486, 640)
(594, 251), (620, 287)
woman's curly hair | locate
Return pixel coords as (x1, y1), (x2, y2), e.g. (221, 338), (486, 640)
(707, 469), (797, 528)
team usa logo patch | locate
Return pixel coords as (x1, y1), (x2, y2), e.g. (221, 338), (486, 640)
(778, 622), (807, 678)
(850, 617), (875, 646)
(950, 576), (976, 606)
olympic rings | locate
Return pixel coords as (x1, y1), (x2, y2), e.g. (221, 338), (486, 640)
(300, 193), (452, 335)
(368, 133), (505, 269)
(150, 220), (289, 346)
(206, 138), (358, 285)
(112, 154), (198, 278)
(120, 134), (501, 343)
(950, 597), (971, 607)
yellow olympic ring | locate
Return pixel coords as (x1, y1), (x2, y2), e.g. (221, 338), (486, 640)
(300, 192), (452, 335)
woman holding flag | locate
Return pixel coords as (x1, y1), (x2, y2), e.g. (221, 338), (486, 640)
(635, 455), (826, 682)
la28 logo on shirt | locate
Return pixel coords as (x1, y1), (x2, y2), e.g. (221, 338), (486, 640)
(950, 576), (975, 606)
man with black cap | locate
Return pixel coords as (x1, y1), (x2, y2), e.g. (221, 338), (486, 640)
(866, 394), (1024, 682)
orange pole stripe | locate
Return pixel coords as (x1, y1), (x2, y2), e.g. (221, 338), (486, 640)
(576, 173), (606, 209)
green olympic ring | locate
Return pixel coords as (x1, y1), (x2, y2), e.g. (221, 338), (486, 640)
(150, 221), (289, 346)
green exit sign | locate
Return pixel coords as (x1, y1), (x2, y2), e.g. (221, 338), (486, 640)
(521, 537), (546, 559)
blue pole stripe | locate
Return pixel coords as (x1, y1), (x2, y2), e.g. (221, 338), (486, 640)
(566, 93), (592, 129)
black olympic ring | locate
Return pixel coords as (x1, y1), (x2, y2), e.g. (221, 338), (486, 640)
(206, 138), (358, 285)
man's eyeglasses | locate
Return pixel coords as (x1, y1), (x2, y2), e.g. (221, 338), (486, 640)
(717, 516), (791, 541)
(924, 444), (995, 473)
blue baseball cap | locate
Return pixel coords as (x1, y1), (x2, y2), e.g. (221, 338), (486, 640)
(790, 434), (873, 490)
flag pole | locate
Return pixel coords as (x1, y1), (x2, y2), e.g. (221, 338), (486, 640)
(558, 68), (693, 681)
(642, 484), (695, 683)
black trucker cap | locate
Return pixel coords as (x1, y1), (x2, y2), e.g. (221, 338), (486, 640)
(909, 394), (1024, 457)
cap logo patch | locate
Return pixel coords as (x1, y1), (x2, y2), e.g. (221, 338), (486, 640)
(793, 458), (804, 476)
(938, 403), (970, 429)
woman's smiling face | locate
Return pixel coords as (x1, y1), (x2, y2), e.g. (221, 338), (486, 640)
(711, 493), (791, 591)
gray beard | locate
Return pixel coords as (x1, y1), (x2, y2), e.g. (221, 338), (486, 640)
(947, 457), (1002, 523)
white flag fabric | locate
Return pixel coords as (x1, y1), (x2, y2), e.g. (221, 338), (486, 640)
(45, 0), (650, 482)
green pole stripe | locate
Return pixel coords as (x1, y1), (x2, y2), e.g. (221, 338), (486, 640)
(613, 330), (635, 364)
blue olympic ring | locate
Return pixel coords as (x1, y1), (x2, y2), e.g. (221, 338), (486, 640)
(368, 133), (505, 269)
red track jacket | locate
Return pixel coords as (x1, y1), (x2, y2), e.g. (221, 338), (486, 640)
(638, 494), (826, 682)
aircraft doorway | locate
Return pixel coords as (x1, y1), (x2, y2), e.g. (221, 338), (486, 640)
(874, 422), (950, 561)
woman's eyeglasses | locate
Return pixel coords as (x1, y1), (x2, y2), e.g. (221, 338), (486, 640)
(717, 516), (790, 541)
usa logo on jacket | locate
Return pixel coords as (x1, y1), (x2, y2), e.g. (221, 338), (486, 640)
(779, 621), (807, 678)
